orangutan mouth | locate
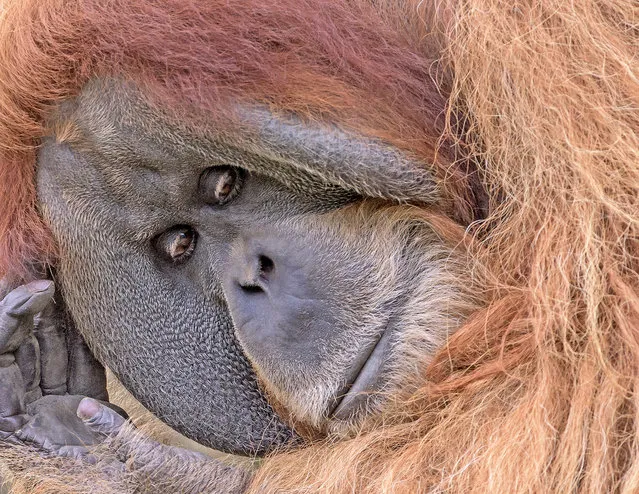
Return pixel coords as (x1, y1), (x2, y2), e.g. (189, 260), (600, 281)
(329, 328), (393, 421)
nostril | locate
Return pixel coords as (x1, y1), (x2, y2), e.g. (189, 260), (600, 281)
(239, 283), (264, 295)
(258, 255), (274, 277)
(235, 254), (274, 294)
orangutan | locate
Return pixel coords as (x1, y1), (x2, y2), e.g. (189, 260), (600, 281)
(0, 0), (637, 492)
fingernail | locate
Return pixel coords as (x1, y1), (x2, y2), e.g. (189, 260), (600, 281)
(27, 280), (53, 293)
(77, 397), (101, 421)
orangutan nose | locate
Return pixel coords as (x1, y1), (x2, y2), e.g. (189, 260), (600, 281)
(223, 232), (331, 360)
(236, 253), (276, 295)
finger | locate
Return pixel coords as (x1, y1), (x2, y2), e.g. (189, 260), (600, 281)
(15, 335), (42, 405)
(0, 280), (54, 318)
(0, 278), (13, 300)
(34, 302), (68, 395)
(77, 398), (127, 437)
(78, 398), (167, 468)
(56, 445), (92, 459)
(18, 395), (123, 454)
(0, 415), (29, 444)
(56, 445), (125, 472)
(0, 281), (54, 353)
(55, 445), (128, 471)
(0, 361), (26, 417)
(66, 324), (108, 401)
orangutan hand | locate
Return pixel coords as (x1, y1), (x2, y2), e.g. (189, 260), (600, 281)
(73, 398), (251, 492)
(0, 279), (122, 457)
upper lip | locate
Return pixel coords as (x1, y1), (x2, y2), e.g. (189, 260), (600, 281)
(328, 328), (393, 421)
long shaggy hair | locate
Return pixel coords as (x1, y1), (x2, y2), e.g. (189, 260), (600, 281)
(252, 1), (639, 492)
(1, 0), (638, 493)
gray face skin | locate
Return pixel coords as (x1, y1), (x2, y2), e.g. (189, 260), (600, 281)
(35, 80), (466, 455)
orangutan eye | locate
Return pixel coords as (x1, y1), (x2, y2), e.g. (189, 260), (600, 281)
(155, 226), (197, 263)
(199, 166), (244, 206)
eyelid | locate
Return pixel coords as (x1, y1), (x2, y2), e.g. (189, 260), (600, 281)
(199, 166), (245, 206)
(154, 226), (198, 264)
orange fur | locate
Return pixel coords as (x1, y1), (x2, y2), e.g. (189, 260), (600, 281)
(250, 1), (639, 492)
(0, 0), (479, 282)
(1, 0), (638, 492)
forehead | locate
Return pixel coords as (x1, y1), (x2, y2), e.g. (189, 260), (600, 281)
(49, 77), (440, 204)
(39, 80), (358, 240)
(52, 80), (257, 176)
(49, 79), (352, 200)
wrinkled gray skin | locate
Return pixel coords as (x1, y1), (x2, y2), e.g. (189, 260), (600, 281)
(0, 79), (465, 491)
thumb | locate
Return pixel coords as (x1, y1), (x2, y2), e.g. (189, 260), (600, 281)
(2, 280), (54, 318)
(77, 397), (127, 436)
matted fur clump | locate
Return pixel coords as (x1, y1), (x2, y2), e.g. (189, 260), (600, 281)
(0, 0), (638, 493)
